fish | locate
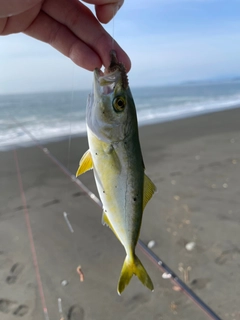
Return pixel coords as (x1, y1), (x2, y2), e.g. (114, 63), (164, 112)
(76, 50), (156, 295)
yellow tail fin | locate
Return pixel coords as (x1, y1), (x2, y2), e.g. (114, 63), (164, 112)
(117, 254), (154, 295)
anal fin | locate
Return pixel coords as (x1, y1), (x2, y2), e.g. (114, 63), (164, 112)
(102, 211), (120, 241)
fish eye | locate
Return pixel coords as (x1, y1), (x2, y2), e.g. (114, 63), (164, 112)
(112, 96), (126, 112)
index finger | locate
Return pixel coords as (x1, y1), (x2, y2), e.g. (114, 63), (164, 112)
(43, 0), (131, 71)
(82, 0), (124, 23)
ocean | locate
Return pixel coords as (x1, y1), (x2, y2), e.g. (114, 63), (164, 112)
(1, 80), (240, 151)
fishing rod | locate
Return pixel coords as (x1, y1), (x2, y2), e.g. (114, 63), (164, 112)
(13, 119), (222, 320)
(137, 240), (222, 320)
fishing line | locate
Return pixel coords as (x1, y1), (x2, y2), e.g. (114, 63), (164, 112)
(111, 8), (115, 50)
(66, 65), (75, 187)
(14, 149), (50, 320)
(13, 118), (222, 320)
(111, 3), (120, 50)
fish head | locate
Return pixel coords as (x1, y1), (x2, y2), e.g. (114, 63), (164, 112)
(87, 50), (138, 143)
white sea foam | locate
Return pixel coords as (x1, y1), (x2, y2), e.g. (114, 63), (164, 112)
(137, 93), (240, 125)
(1, 82), (240, 151)
(0, 120), (87, 151)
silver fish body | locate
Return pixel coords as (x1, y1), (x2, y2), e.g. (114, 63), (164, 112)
(77, 51), (156, 294)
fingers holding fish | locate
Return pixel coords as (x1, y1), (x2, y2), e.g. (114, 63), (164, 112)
(42, 0), (131, 71)
(1, 0), (130, 71)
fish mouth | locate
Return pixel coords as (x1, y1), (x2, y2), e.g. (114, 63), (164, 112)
(94, 50), (128, 95)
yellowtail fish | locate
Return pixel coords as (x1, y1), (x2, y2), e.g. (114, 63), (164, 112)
(76, 50), (156, 294)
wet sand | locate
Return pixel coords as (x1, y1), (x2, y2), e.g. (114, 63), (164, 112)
(1, 108), (240, 319)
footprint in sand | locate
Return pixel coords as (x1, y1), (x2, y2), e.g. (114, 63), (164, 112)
(6, 263), (24, 284)
(67, 305), (85, 320)
(125, 293), (150, 310)
(13, 305), (29, 316)
(42, 199), (60, 207)
(0, 299), (29, 317)
(14, 205), (30, 211)
(215, 247), (240, 265)
(72, 192), (84, 197)
(0, 299), (16, 314)
(190, 278), (211, 290)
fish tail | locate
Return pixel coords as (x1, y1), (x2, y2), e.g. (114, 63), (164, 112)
(117, 254), (154, 295)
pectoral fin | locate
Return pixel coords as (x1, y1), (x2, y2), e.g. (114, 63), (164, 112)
(143, 174), (157, 211)
(76, 150), (93, 177)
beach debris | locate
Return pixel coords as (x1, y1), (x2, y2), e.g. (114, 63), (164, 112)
(172, 285), (182, 292)
(185, 242), (196, 251)
(232, 159), (237, 164)
(75, 50), (156, 295)
(174, 195), (180, 201)
(195, 155), (200, 160)
(61, 280), (68, 286)
(211, 184), (217, 189)
(76, 266), (84, 282)
(58, 298), (65, 320)
(147, 240), (156, 249)
(178, 264), (191, 284)
(222, 183), (228, 188)
(162, 272), (172, 279)
(58, 298), (63, 313)
(170, 301), (178, 314)
(171, 179), (176, 185)
(63, 212), (74, 233)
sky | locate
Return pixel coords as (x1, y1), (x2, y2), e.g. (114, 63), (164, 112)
(1, 0), (240, 94)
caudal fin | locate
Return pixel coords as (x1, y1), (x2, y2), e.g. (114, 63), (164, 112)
(117, 254), (154, 295)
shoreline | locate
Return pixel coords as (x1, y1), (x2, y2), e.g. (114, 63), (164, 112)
(1, 105), (240, 152)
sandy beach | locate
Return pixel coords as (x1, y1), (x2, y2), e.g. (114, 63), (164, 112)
(1, 108), (240, 320)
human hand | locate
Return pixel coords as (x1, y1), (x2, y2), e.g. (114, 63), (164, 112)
(0, 0), (131, 71)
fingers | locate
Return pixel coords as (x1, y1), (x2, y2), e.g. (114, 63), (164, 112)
(94, 2), (122, 24)
(82, 0), (124, 23)
(1, 0), (131, 72)
(43, 0), (131, 71)
(0, 5), (41, 35)
(0, 0), (42, 17)
(24, 11), (102, 70)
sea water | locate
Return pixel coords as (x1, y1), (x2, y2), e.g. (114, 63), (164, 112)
(1, 80), (240, 151)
